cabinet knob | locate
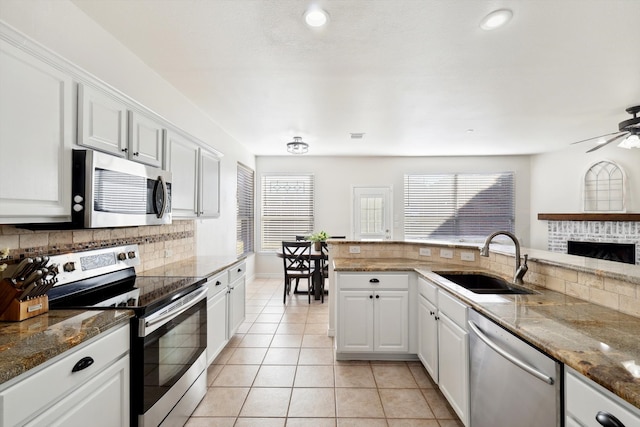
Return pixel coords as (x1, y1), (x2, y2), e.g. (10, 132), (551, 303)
(596, 411), (626, 427)
(133, 152), (139, 156)
(215, 281), (222, 286)
(121, 148), (128, 153)
(435, 316), (440, 320)
(375, 294), (380, 299)
(369, 295), (373, 299)
(430, 311), (435, 316)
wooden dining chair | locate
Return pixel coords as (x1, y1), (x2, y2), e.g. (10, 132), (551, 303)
(295, 235), (308, 241)
(282, 241), (314, 304)
(318, 241), (330, 303)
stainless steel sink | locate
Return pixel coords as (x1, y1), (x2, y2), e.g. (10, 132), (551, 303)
(435, 272), (535, 295)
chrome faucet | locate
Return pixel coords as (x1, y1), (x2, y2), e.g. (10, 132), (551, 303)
(480, 231), (528, 285)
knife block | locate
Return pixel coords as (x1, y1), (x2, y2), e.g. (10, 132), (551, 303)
(0, 279), (49, 322)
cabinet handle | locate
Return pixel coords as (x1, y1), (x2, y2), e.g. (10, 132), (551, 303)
(215, 281), (222, 286)
(369, 295), (373, 299)
(71, 356), (94, 373)
(375, 295), (380, 299)
(121, 148), (128, 153)
(369, 278), (380, 283)
(238, 268), (242, 273)
(596, 411), (626, 427)
(430, 311), (435, 316)
(133, 152), (139, 156)
(435, 316), (440, 320)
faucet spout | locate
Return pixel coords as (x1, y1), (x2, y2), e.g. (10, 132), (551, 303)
(480, 230), (528, 285)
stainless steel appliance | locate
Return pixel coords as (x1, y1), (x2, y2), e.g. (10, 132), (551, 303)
(46, 245), (207, 427)
(71, 149), (172, 228)
(468, 309), (562, 427)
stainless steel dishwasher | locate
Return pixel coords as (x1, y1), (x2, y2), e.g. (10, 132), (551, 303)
(468, 309), (562, 427)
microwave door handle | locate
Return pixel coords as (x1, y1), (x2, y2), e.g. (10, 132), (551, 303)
(155, 176), (168, 218)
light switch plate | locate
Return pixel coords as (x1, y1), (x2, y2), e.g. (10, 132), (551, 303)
(460, 251), (475, 262)
(440, 249), (453, 259)
(349, 246), (361, 254)
(419, 248), (431, 256)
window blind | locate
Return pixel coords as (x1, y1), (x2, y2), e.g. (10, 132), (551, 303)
(261, 174), (314, 251)
(236, 163), (255, 257)
(404, 172), (514, 239)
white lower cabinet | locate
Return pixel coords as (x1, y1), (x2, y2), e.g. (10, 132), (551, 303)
(0, 324), (130, 427)
(417, 277), (469, 426)
(337, 273), (409, 355)
(565, 366), (640, 427)
(207, 272), (229, 365)
(227, 262), (246, 338)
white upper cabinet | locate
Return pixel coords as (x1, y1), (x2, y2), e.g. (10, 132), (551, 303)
(199, 147), (221, 218)
(78, 84), (164, 168)
(77, 83), (128, 156)
(165, 130), (199, 218)
(128, 111), (164, 168)
(0, 37), (73, 223)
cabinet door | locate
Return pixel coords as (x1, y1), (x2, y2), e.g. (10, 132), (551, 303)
(77, 83), (128, 156)
(227, 277), (246, 338)
(374, 290), (409, 352)
(165, 130), (199, 218)
(128, 111), (164, 167)
(199, 147), (220, 218)
(25, 355), (129, 427)
(418, 295), (439, 382)
(207, 289), (228, 365)
(338, 291), (374, 352)
(438, 312), (469, 426)
(0, 38), (72, 223)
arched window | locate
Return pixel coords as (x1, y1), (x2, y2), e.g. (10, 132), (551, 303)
(584, 160), (625, 212)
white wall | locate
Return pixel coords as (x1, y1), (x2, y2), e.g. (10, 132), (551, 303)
(0, 0), (256, 274)
(256, 155), (531, 276)
(530, 142), (640, 250)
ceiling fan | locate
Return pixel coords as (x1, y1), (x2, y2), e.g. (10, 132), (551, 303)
(572, 105), (640, 153)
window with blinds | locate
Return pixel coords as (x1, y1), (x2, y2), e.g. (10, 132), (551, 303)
(404, 172), (515, 240)
(237, 163), (255, 257)
(261, 174), (314, 251)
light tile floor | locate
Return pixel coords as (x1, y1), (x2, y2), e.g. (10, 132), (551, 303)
(187, 278), (463, 427)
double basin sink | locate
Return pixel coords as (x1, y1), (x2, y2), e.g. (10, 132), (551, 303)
(436, 272), (535, 295)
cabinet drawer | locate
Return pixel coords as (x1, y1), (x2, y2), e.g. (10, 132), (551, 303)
(338, 273), (409, 290)
(418, 277), (438, 303)
(208, 271), (229, 299)
(228, 262), (246, 283)
(566, 367), (640, 426)
(438, 291), (467, 330)
(0, 324), (129, 427)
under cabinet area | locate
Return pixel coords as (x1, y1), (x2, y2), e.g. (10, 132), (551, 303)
(417, 277), (470, 427)
(566, 366), (640, 427)
(0, 324), (130, 427)
(0, 36), (73, 223)
(336, 272), (410, 356)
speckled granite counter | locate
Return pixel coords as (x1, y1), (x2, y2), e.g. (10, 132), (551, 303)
(334, 257), (640, 410)
(140, 255), (245, 278)
(0, 309), (133, 386)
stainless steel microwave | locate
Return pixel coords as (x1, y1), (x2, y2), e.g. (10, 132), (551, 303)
(72, 150), (172, 228)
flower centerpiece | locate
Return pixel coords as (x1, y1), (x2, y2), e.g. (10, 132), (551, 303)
(0, 248), (9, 275)
(307, 231), (329, 251)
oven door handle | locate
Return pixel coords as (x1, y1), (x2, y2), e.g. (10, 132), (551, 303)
(142, 286), (208, 336)
(468, 320), (554, 385)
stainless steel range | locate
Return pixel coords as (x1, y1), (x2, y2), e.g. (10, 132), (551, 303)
(46, 245), (207, 427)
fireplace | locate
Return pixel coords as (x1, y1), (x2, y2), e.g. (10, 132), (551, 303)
(568, 240), (636, 264)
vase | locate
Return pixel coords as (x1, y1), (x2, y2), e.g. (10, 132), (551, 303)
(314, 241), (322, 251)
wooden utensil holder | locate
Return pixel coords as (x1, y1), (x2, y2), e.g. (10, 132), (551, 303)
(0, 279), (49, 321)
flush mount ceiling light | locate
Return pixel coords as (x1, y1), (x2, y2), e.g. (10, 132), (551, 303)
(286, 136), (309, 154)
(480, 9), (513, 30)
(303, 7), (329, 28)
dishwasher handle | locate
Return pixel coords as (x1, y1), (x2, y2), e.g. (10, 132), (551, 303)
(468, 320), (554, 385)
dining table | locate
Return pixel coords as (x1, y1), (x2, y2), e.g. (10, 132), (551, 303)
(276, 245), (327, 301)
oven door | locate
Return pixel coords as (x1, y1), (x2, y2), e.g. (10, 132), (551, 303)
(132, 286), (207, 427)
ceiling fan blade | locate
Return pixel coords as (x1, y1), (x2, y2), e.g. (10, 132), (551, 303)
(585, 132), (629, 153)
(571, 130), (626, 145)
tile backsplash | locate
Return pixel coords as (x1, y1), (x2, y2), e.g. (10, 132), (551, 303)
(0, 220), (196, 273)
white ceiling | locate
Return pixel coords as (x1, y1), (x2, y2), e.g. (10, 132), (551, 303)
(71, 0), (640, 157)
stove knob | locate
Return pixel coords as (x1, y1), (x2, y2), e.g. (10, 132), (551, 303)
(63, 262), (76, 272)
(127, 298), (137, 306)
(127, 251), (136, 259)
(117, 252), (127, 261)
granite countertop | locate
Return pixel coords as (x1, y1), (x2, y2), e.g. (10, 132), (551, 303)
(140, 255), (245, 279)
(334, 257), (640, 410)
(0, 309), (133, 387)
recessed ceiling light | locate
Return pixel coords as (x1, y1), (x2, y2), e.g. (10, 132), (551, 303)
(304, 7), (329, 28)
(480, 9), (513, 31)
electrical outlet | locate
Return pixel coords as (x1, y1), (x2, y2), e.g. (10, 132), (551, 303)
(439, 249), (453, 259)
(460, 251), (475, 262)
(419, 248), (431, 256)
(164, 249), (173, 258)
(349, 246), (361, 254)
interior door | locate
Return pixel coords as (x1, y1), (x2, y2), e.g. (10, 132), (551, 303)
(352, 186), (392, 240)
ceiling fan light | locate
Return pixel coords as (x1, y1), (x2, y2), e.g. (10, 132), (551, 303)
(480, 9), (513, 30)
(618, 134), (640, 149)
